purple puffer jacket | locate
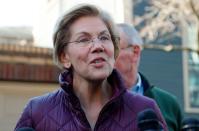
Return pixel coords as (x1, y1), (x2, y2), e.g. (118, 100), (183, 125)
(15, 69), (167, 131)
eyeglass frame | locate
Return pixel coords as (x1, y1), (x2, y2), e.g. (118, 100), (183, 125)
(64, 34), (120, 47)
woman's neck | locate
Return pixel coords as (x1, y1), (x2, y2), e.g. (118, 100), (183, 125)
(73, 76), (111, 108)
(72, 75), (112, 129)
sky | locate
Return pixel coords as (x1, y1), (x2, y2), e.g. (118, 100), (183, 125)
(0, 0), (39, 27)
(0, 0), (124, 27)
(0, 0), (124, 47)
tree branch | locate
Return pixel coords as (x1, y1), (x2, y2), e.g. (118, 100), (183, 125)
(189, 0), (199, 20)
(143, 43), (199, 54)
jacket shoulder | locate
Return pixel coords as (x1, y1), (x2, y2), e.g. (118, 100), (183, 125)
(146, 86), (180, 105)
(122, 91), (168, 130)
(28, 89), (62, 110)
(15, 89), (70, 130)
(146, 87), (183, 131)
(29, 89), (66, 119)
(123, 91), (159, 113)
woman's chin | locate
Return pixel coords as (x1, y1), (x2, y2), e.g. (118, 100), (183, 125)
(89, 72), (110, 81)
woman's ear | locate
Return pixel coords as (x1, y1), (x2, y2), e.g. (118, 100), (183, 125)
(60, 53), (71, 69)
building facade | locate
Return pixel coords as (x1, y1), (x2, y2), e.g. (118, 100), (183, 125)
(0, 43), (60, 130)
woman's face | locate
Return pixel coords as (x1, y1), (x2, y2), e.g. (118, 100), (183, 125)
(62, 16), (115, 81)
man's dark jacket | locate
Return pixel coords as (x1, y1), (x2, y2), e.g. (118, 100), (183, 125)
(140, 73), (183, 131)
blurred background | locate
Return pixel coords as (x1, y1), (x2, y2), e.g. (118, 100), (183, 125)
(0, 0), (198, 130)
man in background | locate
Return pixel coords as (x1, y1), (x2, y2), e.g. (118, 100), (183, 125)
(115, 23), (183, 131)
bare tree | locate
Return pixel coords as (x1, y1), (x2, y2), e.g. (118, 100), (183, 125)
(133, 0), (199, 52)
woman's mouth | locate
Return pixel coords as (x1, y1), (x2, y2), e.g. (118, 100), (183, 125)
(90, 57), (106, 67)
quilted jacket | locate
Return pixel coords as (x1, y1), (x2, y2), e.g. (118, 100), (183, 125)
(15, 69), (167, 131)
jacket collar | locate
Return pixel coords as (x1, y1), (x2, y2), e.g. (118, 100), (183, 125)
(59, 69), (126, 102)
(139, 72), (154, 93)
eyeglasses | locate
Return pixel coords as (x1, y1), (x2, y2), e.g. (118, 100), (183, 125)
(120, 44), (134, 51)
(66, 34), (119, 47)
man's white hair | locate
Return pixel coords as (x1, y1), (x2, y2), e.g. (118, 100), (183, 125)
(117, 23), (143, 46)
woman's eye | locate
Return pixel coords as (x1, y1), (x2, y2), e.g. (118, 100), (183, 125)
(99, 35), (110, 41)
(78, 38), (90, 43)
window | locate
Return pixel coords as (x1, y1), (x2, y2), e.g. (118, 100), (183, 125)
(183, 22), (199, 113)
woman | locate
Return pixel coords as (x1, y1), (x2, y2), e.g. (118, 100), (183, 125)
(15, 4), (167, 131)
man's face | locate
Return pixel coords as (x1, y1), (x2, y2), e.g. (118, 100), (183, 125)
(115, 30), (134, 75)
(115, 28), (141, 88)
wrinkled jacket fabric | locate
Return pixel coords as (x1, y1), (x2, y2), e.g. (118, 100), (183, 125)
(15, 69), (167, 131)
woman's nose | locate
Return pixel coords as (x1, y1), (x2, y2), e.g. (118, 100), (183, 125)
(91, 39), (105, 53)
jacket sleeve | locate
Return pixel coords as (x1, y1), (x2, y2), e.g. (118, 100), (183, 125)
(14, 100), (34, 130)
(152, 101), (168, 131)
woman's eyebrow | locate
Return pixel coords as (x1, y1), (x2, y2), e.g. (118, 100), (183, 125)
(75, 31), (90, 36)
(72, 32), (91, 39)
(98, 30), (111, 36)
(74, 30), (110, 37)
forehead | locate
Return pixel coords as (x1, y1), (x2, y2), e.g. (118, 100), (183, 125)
(70, 16), (109, 36)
